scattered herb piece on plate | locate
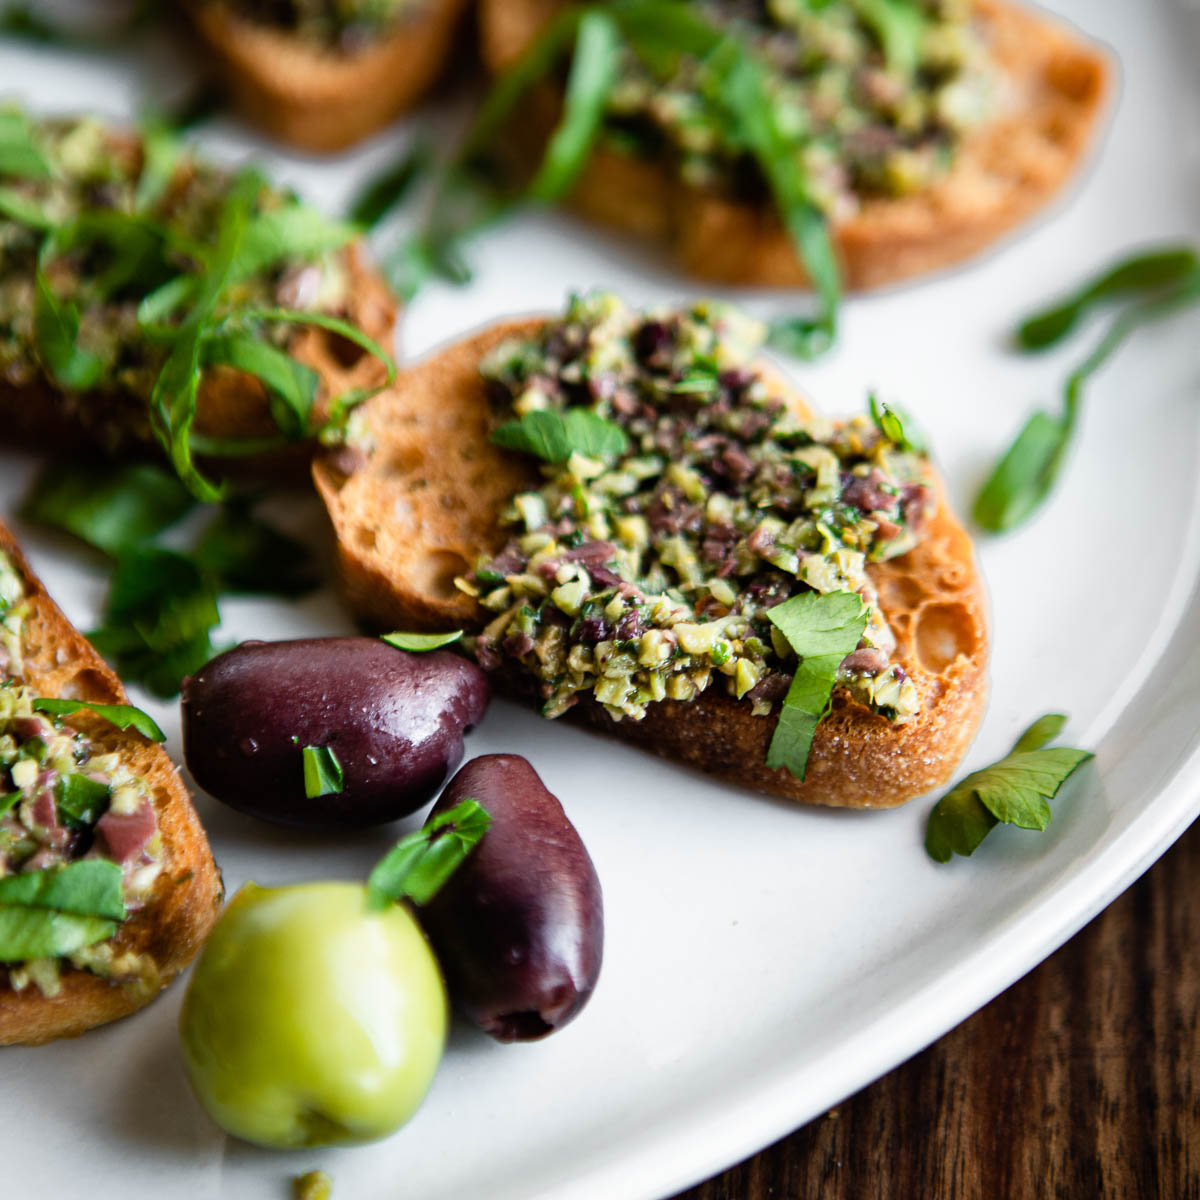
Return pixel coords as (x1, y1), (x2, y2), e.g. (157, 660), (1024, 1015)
(925, 713), (1092, 862)
(302, 745), (344, 800)
(381, 630), (464, 652)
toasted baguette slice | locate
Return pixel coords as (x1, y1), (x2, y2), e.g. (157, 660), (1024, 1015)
(479, 0), (1110, 289)
(0, 524), (223, 1045)
(0, 242), (396, 472)
(189, 0), (470, 152)
(314, 319), (989, 809)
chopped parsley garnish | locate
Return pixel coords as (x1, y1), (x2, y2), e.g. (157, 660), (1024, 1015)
(302, 745), (344, 799)
(765, 591), (868, 780)
(925, 713), (1092, 862)
(490, 408), (630, 464)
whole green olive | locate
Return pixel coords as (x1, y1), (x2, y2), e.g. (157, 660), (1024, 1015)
(179, 881), (447, 1149)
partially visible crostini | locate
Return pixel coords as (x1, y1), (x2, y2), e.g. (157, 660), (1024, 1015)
(0, 113), (396, 476)
(0, 523), (223, 1045)
(188, 0), (471, 152)
(314, 296), (989, 809)
(478, 0), (1110, 290)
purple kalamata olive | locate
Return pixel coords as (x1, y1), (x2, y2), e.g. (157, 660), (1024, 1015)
(418, 754), (603, 1041)
(181, 638), (488, 829)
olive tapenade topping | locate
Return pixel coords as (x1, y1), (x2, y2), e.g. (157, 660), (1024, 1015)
(605, 0), (994, 217)
(459, 293), (934, 725)
(214, 0), (423, 48)
(0, 552), (162, 997)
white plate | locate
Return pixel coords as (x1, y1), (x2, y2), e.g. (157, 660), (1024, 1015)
(2, 3), (1199, 1197)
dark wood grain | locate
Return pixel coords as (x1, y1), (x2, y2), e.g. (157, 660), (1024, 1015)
(675, 817), (1200, 1200)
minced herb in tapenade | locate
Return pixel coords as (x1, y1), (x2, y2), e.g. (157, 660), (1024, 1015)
(603, 0), (994, 216)
(0, 552), (163, 997)
(457, 293), (933, 725)
(216, 0), (422, 48)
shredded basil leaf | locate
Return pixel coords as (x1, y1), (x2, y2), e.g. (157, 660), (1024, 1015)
(868, 393), (925, 455)
(0, 108), (51, 178)
(527, 11), (622, 203)
(366, 799), (492, 910)
(302, 745), (344, 799)
(0, 909), (118, 962)
(1015, 245), (1200, 351)
(33, 697), (166, 743)
(975, 257), (1200, 533)
(764, 590), (868, 780)
(925, 714), (1092, 862)
(381, 630), (464, 652)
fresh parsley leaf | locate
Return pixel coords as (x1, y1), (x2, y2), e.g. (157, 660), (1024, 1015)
(22, 461), (195, 556)
(56, 774), (111, 827)
(764, 590), (868, 780)
(302, 745), (343, 799)
(381, 630), (464, 652)
(349, 137), (433, 228)
(1015, 245), (1200, 351)
(33, 698), (166, 743)
(0, 860), (125, 920)
(527, 10), (622, 203)
(366, 798), (492, 910)
(491, 408), (629, 463)
(925, 714), (1092, 862)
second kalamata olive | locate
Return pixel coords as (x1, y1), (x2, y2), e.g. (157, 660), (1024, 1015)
(418, 754), (603, 1041)
(181, 638), (488, 829)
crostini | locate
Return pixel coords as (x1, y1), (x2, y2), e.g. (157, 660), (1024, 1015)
(0, 523), (222, 1045)
(0, 111), (396, 486)
(314, 295), (989, 808)
(188, 0), (471, 152)
(478, 0), (1110, 290)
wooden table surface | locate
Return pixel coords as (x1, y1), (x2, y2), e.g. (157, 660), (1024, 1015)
(675, 816), (1199, 1200)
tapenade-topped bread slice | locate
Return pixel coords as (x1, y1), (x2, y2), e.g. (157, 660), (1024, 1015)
(188, 0), (470, 152)
(0, 523), (223, 1045)
(479, 0), (1109, 290)
(0, 111), (395, 485)
(314, 295), (988, 808)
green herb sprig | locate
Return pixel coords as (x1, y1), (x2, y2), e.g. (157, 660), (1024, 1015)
(764, 590), (868, 780)
(925, 713), (1092, 861)
(490, 407), (630, 463)
(974, 244), (1200, 533)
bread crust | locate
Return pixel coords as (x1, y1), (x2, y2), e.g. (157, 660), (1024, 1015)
(314, 318), (989, 810)
(0, 524), (223, 1045)
(478, 0), (1111, 289)
(0, 242), (397, 478)
(189, 0), (470, 152)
